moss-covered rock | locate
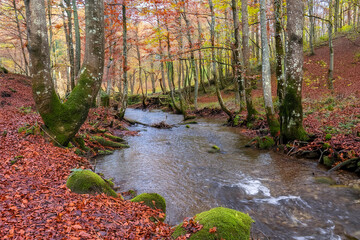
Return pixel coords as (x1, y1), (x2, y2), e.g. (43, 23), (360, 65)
(66, 169), (120, 198)
(208, 145), (221, 153)
(172, 207), (253, 240)
(131, 193), (166, 213)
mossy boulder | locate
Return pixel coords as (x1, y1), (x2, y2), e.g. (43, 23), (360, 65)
(172, 207), (254, 240)
(66, 169), (120, 198)
(131, 193), (166, 213)
(131, 193), (166, 222)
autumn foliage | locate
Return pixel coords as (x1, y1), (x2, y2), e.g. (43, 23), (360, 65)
(0, 73), (173, 239)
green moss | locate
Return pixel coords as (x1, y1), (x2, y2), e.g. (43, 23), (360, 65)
(247, 136), (275, 149)
(280, 86), (309, 142)
(0, 66), (8, 73)
(98, 150), (114, 155)
(66, 169), (120, 198)
(323, 156), (334, 167)
(74, 148), (84, 156)
(323, 143), (331, 149)
(186, 125), (190, 128)
(38, 69), (97, 146)
(208, 145), (221, 153)
(325, 133), (332, 141)
(131, 193), (166, 221)
(104, 133), (125, 142)
(73, 136), (90, 151)
(131, 193), (166, 213)
(314, 176), (336, 185)
(172, 207), (253, 240)
(258, 136), (275, 149)
(100, 90), (110, 107)
(91, 135), (129, 148)
(233, 114), (240, 126)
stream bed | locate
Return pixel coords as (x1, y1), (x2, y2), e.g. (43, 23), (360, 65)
(93, 109), (360, 239)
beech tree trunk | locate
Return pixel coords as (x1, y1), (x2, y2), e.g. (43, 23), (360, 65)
(231, 0), (245, 111)
(25, 0), (104, 146)
(280, 0), (307, 143)
(275, 0), (285, 103)
(117, 3), (128, 119)
(308, 0), (315, 55)
(13, 0), (29, 76)
(72, 0), (81, 77)
(64, 0), (75, 90)
(242, 0), (256, 122)
(209, 0), (233, 121)
(260, 0), (280, 137)
(182, 1), (199, 110)
(328, 0), (334, 90)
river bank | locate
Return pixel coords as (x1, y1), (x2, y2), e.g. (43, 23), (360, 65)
(0, 73), (173, 239)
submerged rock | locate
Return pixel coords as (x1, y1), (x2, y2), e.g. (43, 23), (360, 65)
(172, 207), (253, 240)
(66, 169), (119, 198)
(314, 176), (336, 185)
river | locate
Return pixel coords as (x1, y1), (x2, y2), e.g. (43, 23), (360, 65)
(94, 109), (360, 239)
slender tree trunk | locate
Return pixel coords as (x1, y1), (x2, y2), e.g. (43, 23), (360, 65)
(308, 0), (315, 55)
(118, 3), (128, 119)
(13, 0), (29, 76)
(280, 0), (307, 143)
(231, 0), (246, 111)
(64, 0), (75, 90)
(328, 0), (334, 89)
(275, 0), (286, 104)
(260, 0), (280, 137)
(156, 15), (167, 94)
(150, 61), (156, 93)
(196, 12), (206, 94)
(25, 0), (104, 146)
(242, 0), (256, 121)
(182, 1), (199, 110)
(72, 0), (81, 77)
(62, 10), (71, 94)
(209, 0), (233, 121)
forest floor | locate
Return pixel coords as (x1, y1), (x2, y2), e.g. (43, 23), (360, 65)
(0, 74), (173, 239)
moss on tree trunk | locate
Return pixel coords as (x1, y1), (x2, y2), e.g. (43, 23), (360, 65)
(39, 69), (99, 145)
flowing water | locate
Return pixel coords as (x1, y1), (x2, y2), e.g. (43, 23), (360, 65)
(94, 109), (360, 239)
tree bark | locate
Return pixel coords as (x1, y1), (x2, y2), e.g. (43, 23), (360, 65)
(208, 0), (233, 121)
(280, 0), (307, 143)
(328, 0), (334, 90)
(72, 0), (81, 77)
(13, 0), (29, 76)
(275, 0), (286, 104)
(231, 0), (245, 111)
(242, 0), (256, 122)
(64, 0), (75, 90)
(182, 0), (199, 110)
(25, 0), (104, 146)
(260, 0), (280, 137)
(308, 0), (315, 55)
(117, 3), (128, 119)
